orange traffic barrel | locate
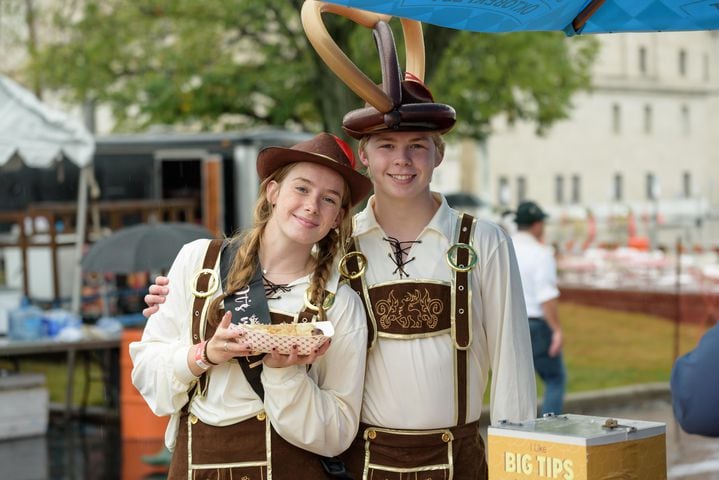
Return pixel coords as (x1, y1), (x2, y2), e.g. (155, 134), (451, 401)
(122, 440), (168, 480)
(120, 328), (168, 440)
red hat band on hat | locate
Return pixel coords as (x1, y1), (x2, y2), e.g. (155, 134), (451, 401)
(330, 134), (357, 169)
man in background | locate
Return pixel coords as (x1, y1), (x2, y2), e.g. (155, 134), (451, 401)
(512, 201), (566, 416)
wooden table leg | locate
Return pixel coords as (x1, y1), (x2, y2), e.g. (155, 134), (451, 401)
(65, 349), (76, 421)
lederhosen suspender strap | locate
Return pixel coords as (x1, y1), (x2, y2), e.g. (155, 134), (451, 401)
(452, 213), (475, 426)
(344, 238), (378, 350)
(190, 239), (224, 396)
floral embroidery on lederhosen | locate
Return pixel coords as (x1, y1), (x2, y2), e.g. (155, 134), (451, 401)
(369, 280), (451, 338)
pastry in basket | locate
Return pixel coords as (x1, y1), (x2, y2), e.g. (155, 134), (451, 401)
(232, 321), (333, 356)
(242, 322), (325, 337)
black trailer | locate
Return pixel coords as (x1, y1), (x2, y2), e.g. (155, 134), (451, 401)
(93, 129), (312, 234)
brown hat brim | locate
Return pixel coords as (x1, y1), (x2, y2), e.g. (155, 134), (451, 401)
(342, 103), (456, 140)
(257, 147), (372, 207)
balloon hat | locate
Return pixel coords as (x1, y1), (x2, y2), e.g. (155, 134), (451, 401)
(301, 0), (456, 139)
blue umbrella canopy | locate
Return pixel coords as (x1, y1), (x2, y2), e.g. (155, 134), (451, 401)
(323, 1), (719, 35)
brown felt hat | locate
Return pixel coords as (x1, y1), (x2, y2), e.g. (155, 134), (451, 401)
(257, 132), (372, 206)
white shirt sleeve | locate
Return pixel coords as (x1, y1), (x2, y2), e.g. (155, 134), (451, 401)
(481, 230), (537, 424)
(129, 240), (210, 417)
(261, 284), (367, 456)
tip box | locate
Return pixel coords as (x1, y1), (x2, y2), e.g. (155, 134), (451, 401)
(488, 413), (666, 480)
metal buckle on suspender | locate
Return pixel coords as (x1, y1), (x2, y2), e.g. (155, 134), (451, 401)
(445, 243), (478, 272)
(303, 290), (321, 313)
(303, 290), (336, 315)
(191, 268), (220, 298)
(338, 250), (367, 279)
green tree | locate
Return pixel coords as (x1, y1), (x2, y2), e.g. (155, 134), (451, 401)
(26, 0), (597, 140)
(1, 0), (44, 96)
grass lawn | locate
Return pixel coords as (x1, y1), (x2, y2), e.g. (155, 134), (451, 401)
(562, 302), (707, 393)
(0, 302), (711, 407)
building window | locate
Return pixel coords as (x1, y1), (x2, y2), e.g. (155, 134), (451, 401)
(683, 171), (692, 198)
(643, 104), (652, 134)
(646, 173), (658, 200)
(681, 104), (690, 135)
(679, 49), (687, 77)
(613, 173), (623, 202)
(612, 103), (621, 134)
(555, 175), (564, 204)
(571, 175), (581, 204)
(639, 46), (647, 75)
(498, 176), (510, 206)
(516, 176), (527, 204)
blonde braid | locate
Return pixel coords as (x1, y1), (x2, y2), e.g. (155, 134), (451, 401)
(307, 192), (353, 321)
(307, 232), (336, 321)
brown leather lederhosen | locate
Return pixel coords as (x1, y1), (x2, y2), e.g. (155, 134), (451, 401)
(167, 239), (329, 480)
(340, 213), (489, 480)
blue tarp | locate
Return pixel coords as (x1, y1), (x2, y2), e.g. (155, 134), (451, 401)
(324, 1), (719, 35)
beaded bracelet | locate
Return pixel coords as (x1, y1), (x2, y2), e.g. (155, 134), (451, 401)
(202, 339), (219, 366)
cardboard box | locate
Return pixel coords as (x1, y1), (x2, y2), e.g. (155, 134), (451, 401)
(488, 413), (666, 480)
(0, 373), (49, 441)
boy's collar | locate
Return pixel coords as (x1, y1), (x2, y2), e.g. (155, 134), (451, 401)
(353, 193), (455, 240)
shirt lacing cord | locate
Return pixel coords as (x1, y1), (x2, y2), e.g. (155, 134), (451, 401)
(262, 276), (292, 299)
(382, 236), (422, 279)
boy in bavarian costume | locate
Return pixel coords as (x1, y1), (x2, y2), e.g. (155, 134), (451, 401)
(130, 132), (371, 479)
(338, 73), (537, 480)
(302, 5), (537, 478)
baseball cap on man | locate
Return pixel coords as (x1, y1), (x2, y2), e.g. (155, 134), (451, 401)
(514, 201), (548, 226)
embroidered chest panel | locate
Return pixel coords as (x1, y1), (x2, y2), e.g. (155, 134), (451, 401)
(367, 281), (451, 337)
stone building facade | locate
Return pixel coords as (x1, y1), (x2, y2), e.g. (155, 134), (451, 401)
(433, 31), (719, 248)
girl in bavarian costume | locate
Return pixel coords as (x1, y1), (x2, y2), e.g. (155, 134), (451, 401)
(130, 132), (371, 479)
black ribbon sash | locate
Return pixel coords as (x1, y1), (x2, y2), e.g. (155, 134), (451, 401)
(220, 241), (272, 327)
(219, 241), (269, 400)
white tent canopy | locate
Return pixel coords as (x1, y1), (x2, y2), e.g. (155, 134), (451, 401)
(0, 75), (94, 168)
(0, 74), (95, 313)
